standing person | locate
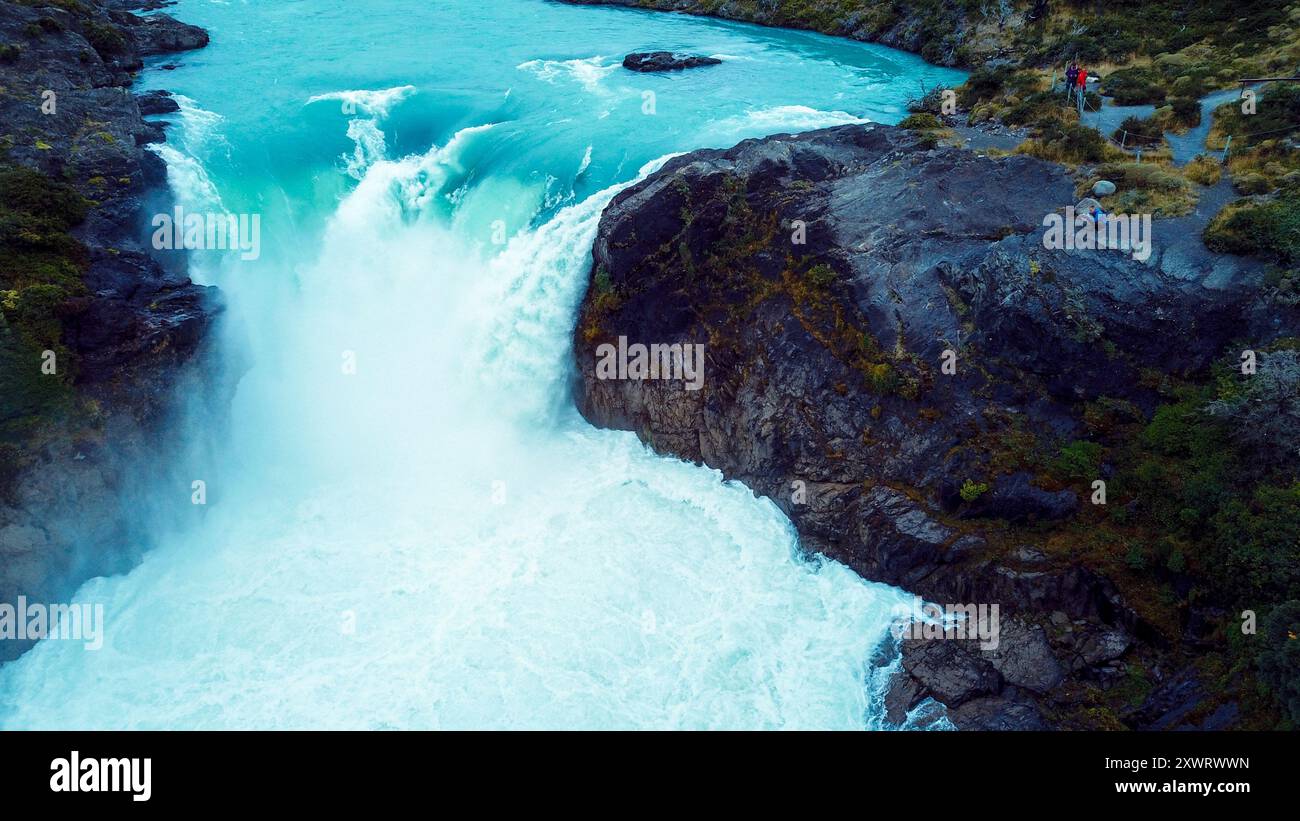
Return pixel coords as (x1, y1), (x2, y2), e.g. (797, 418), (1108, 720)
(1076, 65), (1088, 102)
(1066, 63), (1078, 101)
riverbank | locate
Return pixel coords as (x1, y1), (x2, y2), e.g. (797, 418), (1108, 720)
(560, 2), (1300, 260)
(0, 0), (223, 660)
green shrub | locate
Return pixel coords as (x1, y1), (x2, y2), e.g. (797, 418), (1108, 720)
(1208, 484), (1300, 605)
(899, 113), (941, 130)
(0, 165), (89, 414)
(1169, 75), (1205, 99)
(0, 167), (89, 228)
(1052, 440), (1104, 482)
(960, 479), (989, 502)
(1095, 162), (1187, 193)
(1114, 115), (1163, 146)
(1207, 350), (1300, 473)
(805, 263), (837, 289)
(0, 314), (73, 426)
(959, 66), (1012, 107)
(1257, 601), (1300, 725)
(1210, 86), (1300, 156)
(82, 21), (126, 56)
(1233, 172), (1272, 195)
(1002, 92), (1061, 127)
(1168, 96), (1201, 128)
(907, 86), (948, 115)
(1022, 121), (1111, 164)
(1103, 67), (1167, 105)
(1203, 193), (1300, 264)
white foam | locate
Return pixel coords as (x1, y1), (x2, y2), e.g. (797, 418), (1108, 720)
(517, 56), (619, 94)
(710, 104), (870, 141)
(0, 137), (910, 729)
(308, 86), (419, 178)
(307, 85), (417, 117)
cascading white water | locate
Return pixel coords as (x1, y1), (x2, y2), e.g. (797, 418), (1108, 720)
(0, 0), (967, 729)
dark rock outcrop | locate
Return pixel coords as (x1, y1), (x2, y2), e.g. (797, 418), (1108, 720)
(901, 637), (1001, 707)
(0, 0), (224, 661)
(112, 9), (207, 56)
(622, 51), (720, 72)
(948, 695), (1050, 730)
(571, 123), (1291, 727)
(987, 618), (1063, 693)
(135, 88), (180, 115)
(951, 471), (1078, 523)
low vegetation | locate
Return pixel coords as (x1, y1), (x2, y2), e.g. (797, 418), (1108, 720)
(974, 347), (1300, 727)
(1017, 120), (1120, 165)
(1203, 189), (1300, 265)
(1084, 161), (1198, 216)
(0, 164), (90, 487)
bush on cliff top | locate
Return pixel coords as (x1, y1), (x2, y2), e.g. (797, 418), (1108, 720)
(1203, 192), (1300, 265)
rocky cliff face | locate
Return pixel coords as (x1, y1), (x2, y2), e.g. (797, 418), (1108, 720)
(572, 124), (1296, 728)
(0, 0), (223, 660)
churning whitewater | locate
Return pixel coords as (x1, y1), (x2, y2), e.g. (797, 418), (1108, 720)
(0, 0), (963, 729)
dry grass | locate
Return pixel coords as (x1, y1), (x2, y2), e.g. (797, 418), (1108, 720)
(1184, 154), (1224, 186)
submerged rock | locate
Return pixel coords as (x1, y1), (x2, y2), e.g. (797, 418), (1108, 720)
(622, 51), (720, 72)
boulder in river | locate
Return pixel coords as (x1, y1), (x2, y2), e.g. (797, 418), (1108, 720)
(622, 51), (721, 72)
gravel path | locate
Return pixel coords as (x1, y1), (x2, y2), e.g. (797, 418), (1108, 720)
(1062, 84), (1242, 165)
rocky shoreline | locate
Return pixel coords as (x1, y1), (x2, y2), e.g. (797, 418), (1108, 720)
(572, 124), (1297, 729)
(557, 0), (1013, 67)
(0, 0), (222, 660)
